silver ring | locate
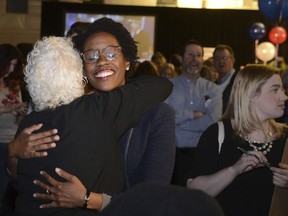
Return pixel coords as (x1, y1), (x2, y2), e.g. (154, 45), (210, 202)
(46, 188), (50, 194)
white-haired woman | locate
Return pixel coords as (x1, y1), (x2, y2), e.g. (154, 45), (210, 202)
(10, 36), (172, 216)
(187, 64), (288, 216)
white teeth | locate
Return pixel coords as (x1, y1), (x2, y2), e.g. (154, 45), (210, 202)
(95, 71), (114, 78)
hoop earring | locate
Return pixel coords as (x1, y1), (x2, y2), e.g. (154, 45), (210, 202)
(82, 76), (88, 86)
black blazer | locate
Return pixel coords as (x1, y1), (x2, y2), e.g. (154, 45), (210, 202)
(222, 71), (238, 114)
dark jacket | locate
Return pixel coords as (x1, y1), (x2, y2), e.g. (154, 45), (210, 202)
(222, 71), (238, 113)
(119, 102), (176, 190)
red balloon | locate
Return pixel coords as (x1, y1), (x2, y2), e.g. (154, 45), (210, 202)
(268, 26), (287, 44)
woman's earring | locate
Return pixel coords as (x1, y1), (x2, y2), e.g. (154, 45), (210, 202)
(126, 67), (130, 71)
(82, 76), (88, 86)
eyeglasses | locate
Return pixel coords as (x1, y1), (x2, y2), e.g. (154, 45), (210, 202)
(214, 56), (231, 62)
(81, 46), (122, 64)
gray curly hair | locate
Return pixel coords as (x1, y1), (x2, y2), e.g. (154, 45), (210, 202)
(25, 36), (84, 111)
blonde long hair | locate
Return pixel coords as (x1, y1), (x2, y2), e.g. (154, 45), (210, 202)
(223, 64), (287, 138)
(25, 36), (84, 111)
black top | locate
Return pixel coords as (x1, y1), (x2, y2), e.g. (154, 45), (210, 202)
(13, 76), (172, 216)
(190, 119), (287, 216)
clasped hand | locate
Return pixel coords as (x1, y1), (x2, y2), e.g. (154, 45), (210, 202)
(232, 150), (288, 188)
(231, 150), (269, 175)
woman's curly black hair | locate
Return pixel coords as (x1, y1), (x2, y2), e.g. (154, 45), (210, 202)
(74, 17), (138, 73)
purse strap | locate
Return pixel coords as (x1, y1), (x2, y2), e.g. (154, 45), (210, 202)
(218, 121), (224, 154)
(269, 138), (288, 216)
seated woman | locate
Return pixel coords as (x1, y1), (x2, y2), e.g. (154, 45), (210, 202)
(9, 36), (172, 216)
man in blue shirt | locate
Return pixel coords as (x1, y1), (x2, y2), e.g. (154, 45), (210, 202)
(166, 39), (222, 186)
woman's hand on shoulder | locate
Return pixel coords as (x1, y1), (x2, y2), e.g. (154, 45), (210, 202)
(271, 163), (288, 188)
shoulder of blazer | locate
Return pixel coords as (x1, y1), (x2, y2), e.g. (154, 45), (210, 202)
(229, 70), (238, 85)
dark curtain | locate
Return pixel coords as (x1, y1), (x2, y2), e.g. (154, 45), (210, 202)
(6, 0), (28, 14)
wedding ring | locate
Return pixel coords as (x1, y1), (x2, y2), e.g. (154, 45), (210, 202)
(46, 188), (50, 194)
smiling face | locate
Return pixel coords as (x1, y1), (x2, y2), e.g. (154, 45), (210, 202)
(83, 32), (130, 92)
(253, 74), (288, 121)
(182, 43), (203, 78)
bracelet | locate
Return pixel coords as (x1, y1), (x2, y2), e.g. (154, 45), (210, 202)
(82, 189), (91, 209)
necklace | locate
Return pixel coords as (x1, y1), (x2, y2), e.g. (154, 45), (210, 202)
(245, 136), (273, 155)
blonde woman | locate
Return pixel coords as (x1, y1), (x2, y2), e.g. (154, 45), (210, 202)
(187, 64), (288, 216)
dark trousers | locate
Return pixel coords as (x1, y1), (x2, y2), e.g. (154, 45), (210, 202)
(171, 147), (197, 186)
(101, 182), (224, 216)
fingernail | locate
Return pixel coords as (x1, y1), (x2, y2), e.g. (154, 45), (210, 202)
(40, 171), (44, 175)
(55, 168), (60, 172)
(33, 180), (37, 184)
(33, 193), (37, 197)
(54, 135), (60, 141)
(51, 143), (56, 147)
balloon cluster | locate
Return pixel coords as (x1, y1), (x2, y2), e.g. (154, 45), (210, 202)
(248, 0), (288, 64)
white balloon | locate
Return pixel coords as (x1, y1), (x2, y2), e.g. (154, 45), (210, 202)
(256, 42), (276, 64)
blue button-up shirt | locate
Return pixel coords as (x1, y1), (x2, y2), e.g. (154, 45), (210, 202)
(166, 75), (222, 148)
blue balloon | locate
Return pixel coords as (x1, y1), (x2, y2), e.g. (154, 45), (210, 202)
(258, 0), (283, 22)
(248, 22), (267, 40)
(282, 0), (288, 21)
